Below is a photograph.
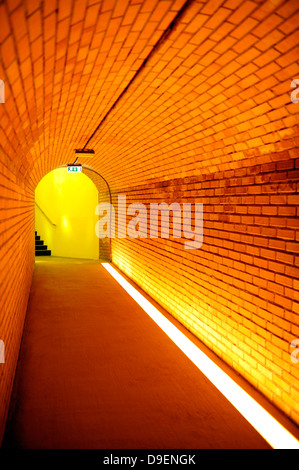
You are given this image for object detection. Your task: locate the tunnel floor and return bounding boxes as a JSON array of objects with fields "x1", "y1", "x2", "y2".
[{"x1": 3, "y1": 257, "x2": 271, "y2": 449}]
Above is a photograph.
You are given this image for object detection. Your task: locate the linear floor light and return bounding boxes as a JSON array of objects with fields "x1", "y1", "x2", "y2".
[{"x1": 101, "y1": 262, "x2": 299, "y2": 450}]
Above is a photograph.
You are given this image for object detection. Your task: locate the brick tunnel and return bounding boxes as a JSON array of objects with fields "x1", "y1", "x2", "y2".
[{"x1": 0, "y1": 0, "x2": 299, "y2": 452}]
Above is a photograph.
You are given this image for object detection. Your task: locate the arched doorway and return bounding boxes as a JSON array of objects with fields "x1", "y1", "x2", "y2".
[{"x1": 35, "y1": 168, "x2": 99, "y2": 260}]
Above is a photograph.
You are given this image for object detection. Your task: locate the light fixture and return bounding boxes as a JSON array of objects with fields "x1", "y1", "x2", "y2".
[
  {"x1": 101, "y1": 262, "x2": 299, "y2": 450},
  {"x1": 74, "y1": 149, "x2": 95, "y2": 157}
]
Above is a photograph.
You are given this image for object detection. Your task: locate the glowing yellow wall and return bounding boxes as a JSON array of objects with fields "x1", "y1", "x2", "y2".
[{"x1": 35, "y1": 168, "x2": 99, "y2": 260}]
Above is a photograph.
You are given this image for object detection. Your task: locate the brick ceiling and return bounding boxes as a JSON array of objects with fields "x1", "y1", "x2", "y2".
[{"x1": 0, "y1": 0, "x2": 298, "y2": 191}]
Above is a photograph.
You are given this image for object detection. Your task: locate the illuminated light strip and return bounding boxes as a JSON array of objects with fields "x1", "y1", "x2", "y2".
[{"x1": 102, "y1": 262, "x2": 299, "y2": 450}]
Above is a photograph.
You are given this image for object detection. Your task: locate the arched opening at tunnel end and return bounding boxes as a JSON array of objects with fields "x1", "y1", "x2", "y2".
[{"x1": 34, "y1": 167, "x2": 103, "y2": 261}]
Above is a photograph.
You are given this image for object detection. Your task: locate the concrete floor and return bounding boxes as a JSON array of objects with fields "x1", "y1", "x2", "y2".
[{"x1": 3, "y1": 257, "x2": 272, "y2": 449}]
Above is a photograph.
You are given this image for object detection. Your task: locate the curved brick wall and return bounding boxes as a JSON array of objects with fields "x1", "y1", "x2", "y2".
[{"x1": 0, "y1": 0, "x2": 298, "y2": 441}]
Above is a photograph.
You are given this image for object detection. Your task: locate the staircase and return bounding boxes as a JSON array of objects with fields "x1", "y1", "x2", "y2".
[{"x1": 35, "y1": 231, "x2": 51, "y2": 256}]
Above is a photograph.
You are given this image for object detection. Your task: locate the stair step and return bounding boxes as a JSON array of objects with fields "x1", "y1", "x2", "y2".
[
  {"x1": 35, "y1": 250, "x2": 51, "y2": 256},
  {"x1": 35, "y1": 231, "x2": 51, "y2": 257}
]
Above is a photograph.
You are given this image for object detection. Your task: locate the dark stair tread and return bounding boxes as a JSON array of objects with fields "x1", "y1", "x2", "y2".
[
  {"x1": 35, "y1": 240, "x2": 44, "y2": 245},
  {"x1": 35, "y1": 250, "x2": 51, "y2": 256},
  {"x1": 35, "y1": 245, "x2": 48, "y2": 250}
]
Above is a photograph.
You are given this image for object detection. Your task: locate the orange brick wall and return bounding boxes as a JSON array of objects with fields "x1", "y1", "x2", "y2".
[
  {"x1": 94, "y1": 0, "x2": 299, "y2": 426},
  {"x1": 0, "y1": 167, "x2": 34, "y2": 441},
  {"x1": 111, "y1": 154, "x2": 299, "y2": 424}
]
